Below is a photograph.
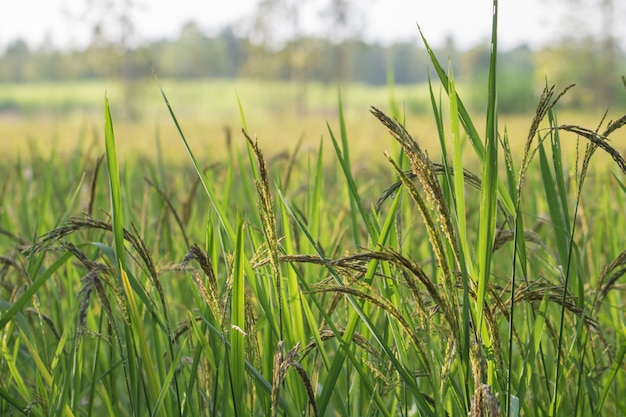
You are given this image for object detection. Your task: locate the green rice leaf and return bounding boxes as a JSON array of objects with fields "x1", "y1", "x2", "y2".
[{"x1": 104, "y1": 94, "x2": 126, "y2": 270}]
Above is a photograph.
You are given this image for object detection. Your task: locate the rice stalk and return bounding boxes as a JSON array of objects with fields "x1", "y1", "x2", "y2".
[
  {"x1": 271, "y1": 341, "x2": 318, "y2": 417},
  {"x1": 371, "y1": 107, "x2": 462, "y2": 274}
]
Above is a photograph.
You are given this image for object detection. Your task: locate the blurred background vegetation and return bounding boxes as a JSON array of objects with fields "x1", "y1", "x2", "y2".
[{"x1": 0, "y1": 0, "x2": 624, "y2": 158}]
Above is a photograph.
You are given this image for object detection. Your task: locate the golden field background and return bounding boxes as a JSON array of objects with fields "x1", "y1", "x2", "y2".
[{"x1": 2, "y1": 79, "x2": 623, "y2": 171}]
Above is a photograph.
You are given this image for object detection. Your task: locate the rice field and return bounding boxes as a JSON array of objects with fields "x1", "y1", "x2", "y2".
[{"x1": 1, "y1": 6, "x2": 626, "y2": 417}]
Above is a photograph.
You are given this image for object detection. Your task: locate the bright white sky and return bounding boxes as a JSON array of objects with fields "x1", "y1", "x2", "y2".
[{"x1": 0, "y1": 0, "x2": 595, "y2": 52}]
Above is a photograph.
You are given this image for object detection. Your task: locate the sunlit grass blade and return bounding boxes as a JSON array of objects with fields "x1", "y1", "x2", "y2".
[
  {"x1": 447, "y1": 65, "x2": 473, "y2": 409},
  {"x1": 418, "y1": 26, "x2": 483, "y2": 161},
  {"x1": 236, "y1": 91, "x2": 248, "y2": 132},
  {"x1": 307, "y1": 137, "x2": 324, "y2": 252},
  {"x1": 230, "y1": 215, "x2": 247, "y2": 417},
  {"x1": 448, "y1": 66, "x2": 469, "y2": 272},
  {"x1": 474, "y1": 0, "x2": 500, "y2": 390},
  {"x1": 119, "y1": 267, "x2": 165, "y2": 417},
  {"x1": 104, "y1": 94, "x2": 126, "y2": 270}
]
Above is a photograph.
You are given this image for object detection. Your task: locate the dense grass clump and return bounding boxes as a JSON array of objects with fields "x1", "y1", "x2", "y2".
[{"x1": 2, "y1": 3, "x2": 626, "y2": 417}]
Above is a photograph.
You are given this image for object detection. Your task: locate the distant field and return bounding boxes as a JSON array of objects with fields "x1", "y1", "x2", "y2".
[{"x1": 1, "y1": 79, "x2": 623, "y2": 168}]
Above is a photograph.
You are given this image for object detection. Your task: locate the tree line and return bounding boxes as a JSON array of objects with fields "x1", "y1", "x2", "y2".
[{"x1": 1, "y1": 21, "x2": 624, "y2": 111}]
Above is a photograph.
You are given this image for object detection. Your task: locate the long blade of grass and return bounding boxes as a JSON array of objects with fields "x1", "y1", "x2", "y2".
[
  {"x1": 447, "y1": 65, "x2": 473, "y2": 409},
  {"x1": 448, "y1": 66, "x2": 469, "y2": 274},
  {"x1": 230, "y1": 215, "x2": 247, "y2": 417},
  {"x1": 120, "y1": 267, "x2": 165, "y2": 417},
  {"x1": 104, "y1": 94, "x2": 126, "y2": 270},
  {"x1": 1, "y1": 331, "x2": 33, "y2": 410},
  {"x1": 474, "y1": 0, "x2": 500, "y2": 387}
]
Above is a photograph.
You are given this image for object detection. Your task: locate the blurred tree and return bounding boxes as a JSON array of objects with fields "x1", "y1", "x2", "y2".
[
  {"x1": 497, "y1": 46, "x2": 536, "y2": 113},
  {"x1": 218, "y1": 26, "x2": 246, "y2": 77},
  {"x1": 0, "y1": 40, "x2": 30, "y2": 82},
  {"x1": 155, "y1": 22, "x2": 240, "y2": 78},
  {"x1": 348, "y1": 40, "x2": 386, "y2": 85},
  {"x1": 33, "y1": 34, "x2": 64, "y2": 81},
  {"x1": 65, "y1": 0, "x2": 143, "y2": 118},
  {"x1": 244, "y1": 0, "x2": 315, "y2": 114},
  {"x1": 550, "y1": 0, "x2": 624, "y2": 106},
  {"x1": 318, "y1": 0, "x2": 370, "y2": 84}
]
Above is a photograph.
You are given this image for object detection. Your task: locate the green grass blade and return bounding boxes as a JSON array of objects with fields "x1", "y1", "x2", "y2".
[
  {"x1": 418, "y1": 26, "x2": 483, "y2": 162},
  {"x1": 18, "y1": 328, "x2": 75, "y2": 417},
  {"x1": 546, "y1": 110, "x2": 571, "y2": 227},
  {"x1": 308, "y1": 137, "x2": 324, "y2": 250},
  {"x1": 104, "y1": 94, "x2": 126, "y2": 270},
  {"x1": 1, "y1": 331, "x2": 35, "y2": 412},
  {"x1": 230, "y1": 215, "x2": 247, "y2": 417},
  {"x1": 448, "y1": 66, "x2": 470, "y2": 273},
  {"x1": 474, "y1": 0, "x2": 500, "y2": 388},
  {"x1": 516, "y1": 293, "x2": 549, "y2": 402},
  {"x1": 538, "y1": 142, "x2": 570, "y2": 268},
  {"x1": 614, "y1": 174, "x2": 626, "y2": 194},
  {"x1": 235, "y1": 91, "x2": 248, "y2": 132},
  {"x1": 120, "y1": 267, "x2": 165, "y2": 417},
  {"x1": 447, "y1": 65, "x2": 473, "y2": 408}
]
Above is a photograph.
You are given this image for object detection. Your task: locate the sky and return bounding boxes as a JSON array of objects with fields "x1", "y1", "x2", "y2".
[{"x1": 0, "y1": 0, "x2": 611, "y2": 52}]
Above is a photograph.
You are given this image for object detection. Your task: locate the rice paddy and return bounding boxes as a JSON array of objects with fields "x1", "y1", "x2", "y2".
[{"x1": 1, "y1": 4, "x2": 626, "y2": 417}]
